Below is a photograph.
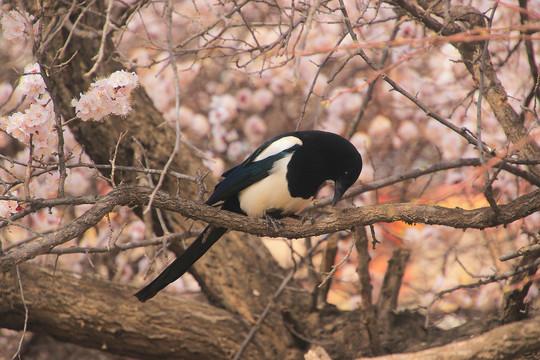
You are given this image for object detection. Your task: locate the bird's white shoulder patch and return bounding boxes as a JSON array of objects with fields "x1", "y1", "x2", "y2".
[{"x1": 254, "y1": 136, "x2": 302, "y2": 161}]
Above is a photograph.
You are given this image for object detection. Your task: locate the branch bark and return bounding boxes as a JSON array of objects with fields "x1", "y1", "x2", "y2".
[
  {"x1": 377, "y1": 247, "x2": 410, "y2": 337},
  {"x1": 0, "y1": 264, "x2": 266, "y2": 360},
  {"x1": 2, "y1": 185, "x2": 539, "y2": 272},
  {"x1": 357, "y1": 316, "x2": 540, "y2": 360}
]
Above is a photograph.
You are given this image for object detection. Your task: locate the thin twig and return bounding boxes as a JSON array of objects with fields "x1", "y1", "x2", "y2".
[
  {"x1": 84, "y1": 0, "x2": 113, "y2": 77},
  {"x1": 110, "y1": 131, "x2": 128, "y2": 187},
  {"x1": 49, "y1": 231, "x2": 200, "y2": 255},
  {"x1": 425, "y1": 258, "x2": 540, "y2": 327},
  {"x1": 477, "y1": 3, "x2": 500, "y2": 217},
  {"x1": 499, "y1": 243, "x2": 540, "y2": 262},
  {"x1": 11, "y1": 266, "x2": 29, "y2": 360},
  {"x1": 143, "y1": 0, "x2": 182, "y2": 215},
  {"x1": 233, "y1": 235, "x2": 328, "y2": 360},
  {"x1": 318, "y1": 234, "x2": 354, "y2": 288}
]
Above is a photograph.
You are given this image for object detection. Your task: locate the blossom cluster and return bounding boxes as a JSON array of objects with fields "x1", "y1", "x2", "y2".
[
  {"x1": 0, "y1": 9, "x2": 37, "y2": 42},
  {"x1": 0, "y1": 63, "x2": 57, "y2": 158},
  {"x1": 0, "y1": 194, "x2": 19, "y2": 218},
  {"x1": 71, "y1": 70, "x2": 139, "y2": 121}
]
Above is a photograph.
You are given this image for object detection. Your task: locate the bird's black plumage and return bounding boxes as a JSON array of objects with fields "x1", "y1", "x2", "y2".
[{"x1": 134, "y1": 130, "x2": 362, "y2": 302}]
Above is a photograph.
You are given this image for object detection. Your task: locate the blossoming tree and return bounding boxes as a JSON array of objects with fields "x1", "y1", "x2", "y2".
[{"x1": 1, "y1": 1, "x2": 539, "y2": 359}]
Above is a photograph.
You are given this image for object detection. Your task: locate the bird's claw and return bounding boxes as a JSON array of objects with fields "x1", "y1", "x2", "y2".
[
  {"x1": 300, "y1": 215, "x2": 315, "y2": 225},
  {"x1": 265, "y1": 215, "x2": 284, "y2": 232}
]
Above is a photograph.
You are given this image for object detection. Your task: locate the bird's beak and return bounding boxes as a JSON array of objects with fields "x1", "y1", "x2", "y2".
[{"x1": 332, "y1": 180, "x2": 347, "y2": 206}]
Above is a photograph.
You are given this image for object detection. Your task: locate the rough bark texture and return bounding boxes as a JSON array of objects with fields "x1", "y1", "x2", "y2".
[
  {"x1": 0, "y1": 264, "x2": 265, "y2": 360},
  {"x1": 3, "y1": 185, "x2": 538, "y2": 272},
  {"x1": 2, "y1": 1, "x2": 538, "y2": 359},
  {"x1": 2, "y1": 264, "x2": 539, "y2": 360},
  {"x1": 358, "y1": 316, "x2": 540, "y2": 360}
]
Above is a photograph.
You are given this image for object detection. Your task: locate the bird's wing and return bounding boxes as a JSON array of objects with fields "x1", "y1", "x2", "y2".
[
  {"x1": 206, "y1": 153, "x2": 287, "y2": 206},
  {"x1": 206, "y1": 133, "x2": 301, "y2": 206}
]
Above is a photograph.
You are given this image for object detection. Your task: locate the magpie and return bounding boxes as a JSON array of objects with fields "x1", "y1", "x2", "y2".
[{"x1": 134, "y1": 130, "x2": 362, "y2": 302}]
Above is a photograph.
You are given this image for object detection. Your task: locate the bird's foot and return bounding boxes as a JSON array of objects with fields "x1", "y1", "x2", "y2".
[
  {"x1": 265, "y1": 215, "x2": 284, "y2": 232},
  {"x1": 287, "y1": 214, "x2": 315, "y2": 224},
  {"x1": 300, "y1": 215, "x2": 315, "y2": 225}
]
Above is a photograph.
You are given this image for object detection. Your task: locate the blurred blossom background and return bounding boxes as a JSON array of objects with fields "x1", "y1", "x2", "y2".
[{"x1": 1, "y1": 0, "x2": 539, "y2": 357}]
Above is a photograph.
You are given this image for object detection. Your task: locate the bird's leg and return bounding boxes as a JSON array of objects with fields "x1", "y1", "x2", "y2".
[
  {"x1": 300, "y1": 215, "x2": 315, "y2": 225},
  {"x1": 265, "y1": 213, "x2": 284, "y2": 232},
  {"x1": 286, "y1": 214, "x2": 315, "y2": 224}
]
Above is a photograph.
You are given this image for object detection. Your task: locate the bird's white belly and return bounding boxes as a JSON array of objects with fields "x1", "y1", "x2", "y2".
[{"x1": 238, "y1": 156, "x2": 311, "y2": 218}]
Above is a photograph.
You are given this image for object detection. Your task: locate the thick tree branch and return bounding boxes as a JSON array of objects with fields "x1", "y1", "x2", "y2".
[
  {"x1": 377, "y1": 247, "x2": 410, "y2": 337},
  {"x1": 2, "y1": 185, "x2": 539, "y2": 272},
  {"x1": 0, "y1": 264, "x2": 265, "y2": 360},
  {"x1": 357, "y1": 316, "x2": 540, "y2": 360}
]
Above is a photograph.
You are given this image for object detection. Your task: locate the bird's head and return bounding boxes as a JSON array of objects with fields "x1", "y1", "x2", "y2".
[
  {"x1": 329, "y1": 144, "x2": 362, "y2": 205},
  {"x1": 332, "y1": 164, "x2": 361, "y2": 205},
  {"x1": 285, "y1": 130, "x2": 362, "y2": 205}
]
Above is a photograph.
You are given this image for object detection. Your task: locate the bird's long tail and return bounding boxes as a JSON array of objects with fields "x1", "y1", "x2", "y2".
[{"x1": 134, "y1": 226, "x2": 227, "y2": 302}]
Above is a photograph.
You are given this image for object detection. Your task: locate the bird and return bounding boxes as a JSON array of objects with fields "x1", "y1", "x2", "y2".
[{"x1": 134, "y1": 130, "x2": 362, "y2": 302}]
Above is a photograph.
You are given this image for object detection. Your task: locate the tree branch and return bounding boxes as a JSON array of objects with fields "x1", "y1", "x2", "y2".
[
  {"x1": 0, "y1": 264, "x2": 265, "y2": 360},
  {"x1": 2, "y1": 185, "x2": 539, "y2": 272},
  {"x1": 357, "y1": 316, "x2": 540, "y2": 360}
]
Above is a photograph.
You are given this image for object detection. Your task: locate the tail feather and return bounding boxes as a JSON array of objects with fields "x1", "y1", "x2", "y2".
[{"x1": 134, "y1": 226, "x2": 227, "y2": 302}]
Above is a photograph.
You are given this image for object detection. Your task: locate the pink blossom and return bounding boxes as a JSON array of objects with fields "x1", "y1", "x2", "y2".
[
  {"x1": 209, "y1": 94, "x2": 237, "y2": 123},
  {"x1": 24, "y1": 103, "x2": 50, "y2": 127},
  {"x1": 326, "y1": 87, "x2": 348, "y2": 116},
  {"x1": 165, "y1": 106, "x2": 194, "y2": 128},
  {"x1": 127, "y1": 220, "x2": 146, "y2": 242},
  {"x1": 0, "y1": 198, "x2": 20, "y2": 217},
  {"x1": 203, "y1": 154, "x2": 226, "y2": 178},
  {"x1": 368, "y1": 115, "x2": 392, "y2": 139},
  {"x1": 392, "y1": 135, "x2": 403, "y2": 149},
  {"x1": 35, "y1": 127, "x2": 57, "y2": 157},
  {"x1": 107, "y1": 70, "x2": 139, "y2": 90},
  {"x1": 71, "y1": 94, "x2": 92, "y2": 121},
  {"x1": 18, "y1": 63, "x2": 47, "y2": 99},
  {"x1": 225, "y1": 129, "x2": 239, "y2": 142},
  {"x1": 243, "y1": 115, "x2": 267, "y2": 144},
  {"x1": 269, "y1": 75, "x2": 288, "y2": 95},
  {"x1": 30, "y1": 172, "x2": 59, "y2": 198},
  {"x1": 327, "y1": 89, "x2": 362, "y2": 116},
  {"x1": 342, "y1": 93, "x2": 362, "y2": 114},
  {"x1": 5, "y1": 112, "x2": 26, "y2": 139},
  {"x1": 227, "y1": 140, "x2": 246, "y2": 161},
  {"x1": 64, "y1": 168, "x2": 92, "y2": 196},
  {"x1": 319, "y1": 115, "x2": 345, "y2": 134},
  {"x1": 235, "y1": 88, "x2": 253, "y2": 111},
  {"x1": 311, "y1": 73, "x2": 328, "y2": 97},
  {"x1": 71, "y1": 70, "x2": 139, "y2": 121},
  {"x1": 208, "y1": 107, "x2": 232, "y2": 125},
  {"x1": 190, "y1": 114, "x2": 210, "y2": 136},
  {"x1": 251, "y1": 88, "x2": 274, "y2": 112},
  {"x1": 211, "y1": 125, "x2": 228, "y2": 153},
  {"x1": 1, "y1": 10, "x2": 26, "y2": 41},
  {"x1": 397, "y1": 120, "x2": 419, "y2": 142},
  {"x1": 350, "y1": 131, "x2": 371, "y2": 150},
  {"x1": 1, "y1": 64, "x2": 56, "y2": 157}
]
